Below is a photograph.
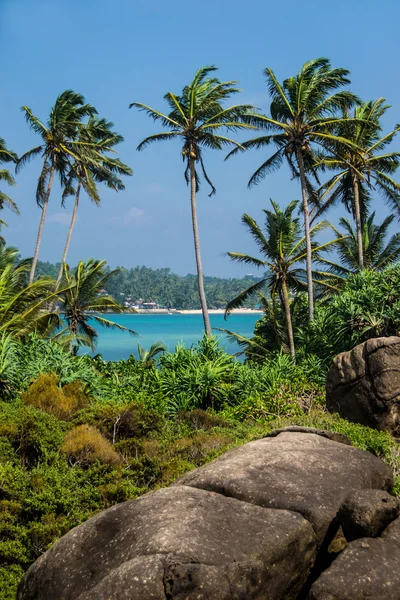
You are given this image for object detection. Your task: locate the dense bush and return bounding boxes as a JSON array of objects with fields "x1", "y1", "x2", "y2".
[
  {"x1": 1, "y1": 331, "x2": 400, "y2": 599},
  {"x1": 22, "y1": 373, "x2": 89, "y2": 420},
  {"x1": 61, "y1": 425, "x2": 121, "y2": 467}
]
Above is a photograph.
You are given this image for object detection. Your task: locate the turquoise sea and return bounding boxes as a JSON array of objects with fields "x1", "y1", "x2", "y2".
[{"x1": 87, "y1": 313, "x2": 262, "y2": 361}]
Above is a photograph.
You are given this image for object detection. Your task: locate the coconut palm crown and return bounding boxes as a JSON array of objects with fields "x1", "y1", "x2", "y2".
[
  {"x1": 0, "y1": 137, "x2": 19, "y2": 218},
  {"x1": 130, "y1": 66, "x2": 255, "y2": 335},
  {"x1": 226, "y1": 58, "x2": 360, "y2": 320},
  {"x1": 315, "y1": 99, "x2": 400, "y2": 269},
  {"x1": 56, "y1": 259, "x2": 137, "y2": 353},
  {"x1": 56, "y1": 117, "x2": 133, "y2": 287},
  {"x1": 225, "y1": 200, "x2": 339, "y2": 357},
  {"x1": 330, "y1": 212, "x2": 400, "y2": 276},
  {"x1": 16, "y1": 91, "x2": 97, "y2": 283}
]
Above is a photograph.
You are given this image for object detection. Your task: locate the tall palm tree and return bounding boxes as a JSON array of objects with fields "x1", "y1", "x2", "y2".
[
  {"x1": 0, "y1": 137, "x2": 19, "y2": 221},
  {"x1": 316, "y1": 99, "x2": 400, "y2": 269},
  {"x1": 227, "y1": 58, "x2": 359, "y2": 320},
  {"x1": 225, "y1": 200, "x2": 338, "y2": 358},
  {"x1": 16, "y1": 91, "x2": 96, "y2": 283},
  {"x1": 55, "y1": 117, "x2": 133, "y2": 288},
  {"x1": 330, "y1": 212, "x2": 400, "y2": 276},
  {"x1": 130, "y1": 66, "x2": 255, "y2": 335},
  {"x1": 0, "y1": 244, "x2": 62, "y2": 338},
  {"x1": 56, "y1": 259, "x2": 137, "y2": 353}
]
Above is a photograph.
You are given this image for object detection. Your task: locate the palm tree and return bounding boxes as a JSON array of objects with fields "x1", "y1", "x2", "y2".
[
  {"x1": 137, "y1": 340, "x2": 166, "y2": 364},
  {"x1": 330, "y1": 212, "x2": 400, "y2": 276},
  {"x1": 225, "y1": 200, "x2": 338, "y2": 358},
  {"x1": 55, "y1": 117, "x2": 133, "y2": 288},
  {"x1": 130, "y1": 66, "x2": 255, "y2": 335},
  {"x1": 227, "y1": 58, "x2": 359, "y2": 320},
  {"x1": 316, "y1": 99, "x2": 400, "y2": 269},
  {"x1": 56, "y1": 259, "x2": 137, "y2": 353},
  {"x1": 16, "y1": 91, "x2": 96, "y2": 283},
  {"x1": 0, "y1": 244, "x2": 62, "y2": 339},
  {"x1": 0, "y1": 138, "x2": 19, "y2": 220}
]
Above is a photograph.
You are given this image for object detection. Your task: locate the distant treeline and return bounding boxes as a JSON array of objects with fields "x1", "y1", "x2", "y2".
[{"x1": 36, "y1": 262, "x2": 262, "y2": 309}]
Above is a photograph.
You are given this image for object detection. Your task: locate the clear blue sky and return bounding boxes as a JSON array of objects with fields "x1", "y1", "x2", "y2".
[{"x1": 2, "y1": 0, "x2": 399, "y2": 277}]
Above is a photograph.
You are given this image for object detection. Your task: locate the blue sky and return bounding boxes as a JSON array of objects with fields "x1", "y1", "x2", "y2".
[{"x1": 2, "y1": 0, "x2": 399, "y2": 277}]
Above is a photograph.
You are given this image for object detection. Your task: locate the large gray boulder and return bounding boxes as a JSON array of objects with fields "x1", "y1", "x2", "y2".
[
  {"x1": 326, "y1": 336, "x2": 400, "y2": 434},
  {"x1": 18, "y1": 485, "x2": 316, "y2": 600},
  {"x1": 338, "y1": 489, "x2": 399, "y2": 541},
  {"x1": 309, "y1": 516, "x2": 400, "y2": 600},
  {"x1": 174, "y1": 431, "x2": 393, "y2": 545},
  {"x1": 17, "y1": 429, "x2": 394, "y2": 600}
]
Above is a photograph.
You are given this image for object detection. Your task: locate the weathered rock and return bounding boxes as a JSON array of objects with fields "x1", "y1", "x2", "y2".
[
  {"x1": 174, "y1": 431, "x2": 393, "y2": 545},
  {"x1": 326, "y1": 336, "x2": 400, "y2": 434},
  {"x1": 338, "y1": 489, "x2": 400, "y2": 541},
  {"x1": 264, "y1": 426, "x2": 352, "y2": 445},
  {"x1": 308, "y1": 516, "x2": 400, "y2": 600},
  {"x1": 18, "y1": 485, "x2": 316, "y2": 600}
]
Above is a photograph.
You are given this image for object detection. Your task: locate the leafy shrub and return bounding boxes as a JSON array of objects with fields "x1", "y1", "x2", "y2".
[
  {"x1": 22, "y1": 373, "x2": 89, "y2": 420},
  {"x1": 178, "y1": 409, "x2": 229, "y2": 430},
  {"x1": 74, "y1": 403, "x2": 163, "y2": 443},
  {"x1": 15, "y1": 336, "x2": 100, "y2": 391},
  {"x1": 61, "y1": 425, "x2": 121, "y2": 467}
]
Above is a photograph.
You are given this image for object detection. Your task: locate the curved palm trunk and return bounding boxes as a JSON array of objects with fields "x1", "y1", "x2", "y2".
[
  {"x1": 189, "y1": 157, "x2": 211, "y2": 335},
  {"x1": 296, "y1": 150, "x2": 314, "y2": 321},
  {"x1": 55, "y1": 182, "x2": 81, "y2": 290},
  {"x1": 351, "y1": 172, "x2": 364, "y2": 270},
  {"x1": 281, "y1": 279, "x2": 295, "y2": 360},
  {"x1": 29, "y1": 165, "x2": 55, "y2": 284}
]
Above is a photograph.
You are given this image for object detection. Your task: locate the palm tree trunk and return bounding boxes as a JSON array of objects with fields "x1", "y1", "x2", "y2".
[
  {"x1": 55, "y1": 182, "x2": 81, "y2": 290},
  {"x1": 189, "y1": 157, "x2": 211, "y2": 335},
  {"x1": 296, "y1": 149, "x2": 314, "y2": 321},
  {"x1": 29, "y1": 164, "x2": 55, "y2": 284},
  {"x1": 281, "y1": 279, "x2": 295, "y2": 360},
  {"x1": 351, "y1": 172, "x2": 364, "y2": 270}
]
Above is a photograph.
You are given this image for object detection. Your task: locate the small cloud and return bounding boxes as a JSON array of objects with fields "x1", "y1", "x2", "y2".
[
  {"x1": 48, "y1": 212, "x2": 76, "y2": 226},
  {"x1": 142, "y1": 183, "x2": 165, "y2": 194},
  {"x1": 124, "y1": 207, "x2": 145, "y2": 225}
]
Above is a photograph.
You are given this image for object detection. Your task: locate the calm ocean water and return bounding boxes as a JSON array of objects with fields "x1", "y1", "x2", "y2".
[{"x1": 86, "y1": 313, "x2": 262, "y2": 361}]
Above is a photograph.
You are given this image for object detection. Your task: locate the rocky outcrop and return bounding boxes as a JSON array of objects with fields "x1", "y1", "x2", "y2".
[
  {"x1": 18, "y1": 485, "x2": 316, "y2": 600},
  {"x1": 338, "y1": 489, "x2": 399, "y2": 541},
  {"x1": 17, "y1": 429, "x2": 395, "y2": 600},
  {"x1": 309, "y1": 516, "x2": 400, "y2": 600},
  {"x1": 174, "y1": 430, "x2": 393, "y2": 545},
  {"x1": 326, "y1": 336, "x2": 400, "y2": 434}
]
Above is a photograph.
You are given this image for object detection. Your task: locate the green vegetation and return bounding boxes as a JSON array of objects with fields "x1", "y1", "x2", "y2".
[
  {"x1": 1, "y1": 336, "x2": 399, "y2": 599},
  {"x1": 131, "y1": 66, "x2": 255, "y2": 334},
  {"x1": 1, "y1": 57, "x2": 400, "y2": 599}
]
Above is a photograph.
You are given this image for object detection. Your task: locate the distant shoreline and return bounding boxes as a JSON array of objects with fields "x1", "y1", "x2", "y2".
[{"x1": 109, "y1": 308, "x2": 263, "y2": 316}]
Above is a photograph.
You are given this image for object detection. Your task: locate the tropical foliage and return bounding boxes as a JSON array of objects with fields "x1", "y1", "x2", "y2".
[
  {"x1": 1, "y1": 57, "x2": 400, "y2": 600},
  {"x1": 131, "y1": 66, "x2": 255, "y2": 334},
  {"x1": 331, "y1": 212, "x2": 400, "y2": 276},
  {"x1": 316, "y1": 99, "x2": 400, "y2": 269},
  {"x1": 227, "y1": 58, "x2": 359, "y2": 320},
  {"x1": 55, "y1": 259, "x2": 137, "y2": 353},
  {"x1": 16, "y1": 91, "x2": 97, "y2": 282},
  {"x1": 0, "y1": 137, "x2": 18, "y2": 224},
  {"x1": 224, "y1": 200, "x2": 340, "y2": 357}
]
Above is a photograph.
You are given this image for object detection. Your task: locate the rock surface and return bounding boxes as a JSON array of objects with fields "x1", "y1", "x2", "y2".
[
  {"x1": 309, "y1": 516, "x2": 400, "y2": 600},
  {"x1": 264, "y1": 426, "x2": 352, "y2": 445},
  {"x1": 326, "y1": 336, "x2": 400, "y2": 434},
  {"x1": 174, "y1": 431, "x2": 393, "y2": 545},
  {"x1": 18, "y1": 485, "x2": 316, "y2": 600},
  {"x1": 17, "y1": 429, "x2": 395, "y2": 600},
  {"x1": 338, "y1": 489, "x2": 400, "y2": 541}
]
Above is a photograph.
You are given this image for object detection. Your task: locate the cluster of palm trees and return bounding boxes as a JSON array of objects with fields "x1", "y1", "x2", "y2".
[
  {"x1": 131, "y1": 59, "x2": 400, "y2": 337},
  {"x1": 0, "y1": 58, "x2": 399, "y2": 355}
]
